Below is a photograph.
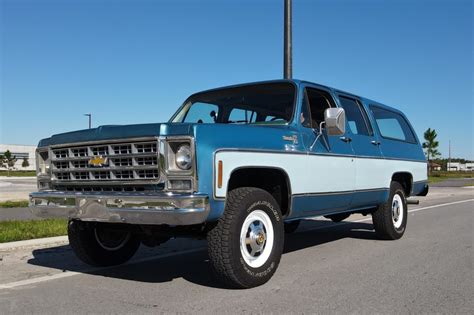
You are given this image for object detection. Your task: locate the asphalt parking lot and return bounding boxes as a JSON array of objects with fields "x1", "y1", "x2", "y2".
[
  {"x1": 0, "y1": 186, "x2": 472, "y2": 314},
  {"x1": 0, "y1": 177, "x2": 36, "y2": 202},
  {"x1": 430, "y1": 177, "x2": 474, "y2": 187}
]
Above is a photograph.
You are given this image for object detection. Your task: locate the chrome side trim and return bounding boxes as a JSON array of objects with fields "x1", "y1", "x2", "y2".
[
  {"x1": 29, "y1": 191, "x2": 210, "y2": 226},
  {"x1": 214, "y1": 147, "x2": 428, "y2": 163},
  {"x1": 291, "y1": 187, "x2": 388, "y2": 197}
]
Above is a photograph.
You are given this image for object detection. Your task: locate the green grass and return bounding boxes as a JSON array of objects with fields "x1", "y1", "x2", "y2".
[
  {"x1": 0, "y1": 219, "x2": 68, "y2": 243},
  {"x1": 0, "y1": 170, "x2": 36, "y2": 177},
  {"x1": 0, "y1": 200, "x2": 30, "y2": 208},
  {"x1": 430, "y1": 171, "x2": 474, "y2": 178},
  {"x1": 428, "y1": 171, "x2": 474, "y2": 183},
  {"x1": 428, "y1": 176, "x2": 447, "y2": 183}
]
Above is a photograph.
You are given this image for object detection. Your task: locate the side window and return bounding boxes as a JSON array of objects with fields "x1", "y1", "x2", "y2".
[
  {"x1": 183, "y1": 102, "x2": 218, "y2": 123},
  {"x1": 300, "y1": 95, "x2": 312, "y2": 128},
  {"x1": 338, "y1": 97, "x2": 371, "y2": 136},
  {"x1": 228, "y1": 108, "x2": 257, "y2": 123},
  {"x1": 264, "y1": 115, "x2": 284, "y2": 122},
  {"x1": 370, "y1": 106, "x2": 417, "y2": 143},
  {"x1": 302, "y1": 88, "x2": 334, "y2": 129}
]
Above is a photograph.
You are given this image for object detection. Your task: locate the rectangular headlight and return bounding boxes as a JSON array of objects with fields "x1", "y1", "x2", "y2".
[
  {"x1": 164, "y1": 137, "x2": 195, "y2": 175},
  {"x1": 36, "y1": 149, "x2": 52, "y2": 191},
  {"x1": 36, "y1": 149, "x2": 51, "y2": 176}
]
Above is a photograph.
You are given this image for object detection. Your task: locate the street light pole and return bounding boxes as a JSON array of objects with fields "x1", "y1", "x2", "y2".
[
  {"x1": 84, "y1": 113, "x2": 92, "y2": 129},
  {"x1": 448, "y1": 140, "x2": 451, "y2": 171},
  {"x1": 284, "y1": 0, "x2": 292, "y2": 79}
]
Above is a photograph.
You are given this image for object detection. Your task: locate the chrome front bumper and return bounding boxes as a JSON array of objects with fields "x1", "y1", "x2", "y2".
[{"x1": 29, "y1": 191, "x2": 210, "y2": 225}]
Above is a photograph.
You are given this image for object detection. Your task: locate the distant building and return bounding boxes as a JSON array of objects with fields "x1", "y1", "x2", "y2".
[
  {"x1": 429, "y1": 162, "x2": 442, "y2": 171},
  {"x1": 0, "y1": 144, "x2": 37, "y2": 171},
  {"x1": 447, "y1": 162, "x2": 474, "y2": 171},
  {"x1": 447, "y1": 162, "x2": 460, "y2": 171}
]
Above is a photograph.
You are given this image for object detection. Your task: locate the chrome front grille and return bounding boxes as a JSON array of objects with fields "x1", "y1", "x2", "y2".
[{"x1": 50, "y1": 139, "x2": 160, "y2": 185}]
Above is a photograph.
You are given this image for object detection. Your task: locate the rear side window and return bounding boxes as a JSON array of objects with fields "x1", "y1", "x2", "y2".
[
  {"x1": 370, "y1": 106, "x2": 417, "y2": 143},
  {"x1": 338, "y1": 96, "x2": 372, "y2": 136}
]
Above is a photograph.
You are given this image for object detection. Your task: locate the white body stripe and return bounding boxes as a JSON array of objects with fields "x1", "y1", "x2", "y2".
[
  {"x1": 214, "y1": 151, "x2": 427, "y2": 198},
  {"x1": 354, "y1": 158, "x2": 426, "y2": 190}
]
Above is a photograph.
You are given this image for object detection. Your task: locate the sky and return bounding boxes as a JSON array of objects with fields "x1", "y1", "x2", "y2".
[{"x1": 1, "y1": 0, "x2": 472, "y2": 159}]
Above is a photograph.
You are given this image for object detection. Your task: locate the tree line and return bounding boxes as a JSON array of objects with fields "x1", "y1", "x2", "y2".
[
  {"x1": 422, "y1": 128, "x2": 472, "y2": 173},
  {"x1": 0, "y1": 150, "x2": 30, "y2": 176}
]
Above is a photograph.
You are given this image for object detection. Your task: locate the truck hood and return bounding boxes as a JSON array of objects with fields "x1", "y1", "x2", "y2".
[
  {"x1": 38, "y1": 122, "x2": 297, "y2": 148},
  {"x1": 38, "y1": 123, "x2": 195, "y2": 147}
]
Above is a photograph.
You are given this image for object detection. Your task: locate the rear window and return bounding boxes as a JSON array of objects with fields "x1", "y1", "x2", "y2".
[{"x1": 370, "y1": 106, "x2": 417, "y2": 143}]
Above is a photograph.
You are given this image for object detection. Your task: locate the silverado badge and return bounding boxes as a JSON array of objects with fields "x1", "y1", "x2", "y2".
[
  {"x1": 88, "y1": 155, "x2": 108, "y2": 167},
  {"x1": 282, "y1": 135, "x2": 298, "y2": 144}
]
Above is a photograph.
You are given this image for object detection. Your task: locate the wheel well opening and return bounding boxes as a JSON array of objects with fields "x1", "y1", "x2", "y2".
[
  {"x1": 392, "y1": 172, "x2": 412, "y2": 196},
  {"x1": 227, "y1": 168, "x2": 291, "y2": 217}
]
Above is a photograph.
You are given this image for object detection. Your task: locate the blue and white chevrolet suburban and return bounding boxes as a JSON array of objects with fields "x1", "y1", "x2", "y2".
[{"x1": 30, "y1": 80, "x2": 428, "y2": 288}]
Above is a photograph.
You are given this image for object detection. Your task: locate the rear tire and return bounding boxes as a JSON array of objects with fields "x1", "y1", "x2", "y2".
[
  {"x1": 372, "y1": 181, "x2": 408, "y2": 240},
  {"x1": 207, "y1": 187, "x2": 284, "y2": 288},
  {"x1": 68, "y1": 221, "x2": 140, "y2": 267}
]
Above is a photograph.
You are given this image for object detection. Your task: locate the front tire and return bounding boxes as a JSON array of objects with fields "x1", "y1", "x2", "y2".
[
  {"x1": 372, "y1": 181, "x2": 408, "y2": 240},
  {"x1": 207, "y1": 187, "x2": 284, "y2": 288},
  {"x1": 68, "y1": 221, "x2": 140, "y2": 267}
]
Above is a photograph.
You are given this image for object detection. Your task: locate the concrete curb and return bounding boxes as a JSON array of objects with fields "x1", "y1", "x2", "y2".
[
  {"x1": 0, "y1": 176, "x2": 36, "y2": 180},
  {"x1": 0, "y1": 236, "x2": 68, "y2": 251}
]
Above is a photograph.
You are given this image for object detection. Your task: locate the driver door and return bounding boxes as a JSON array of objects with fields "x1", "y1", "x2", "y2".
[{"x1": 295, "y1": 86, "x2": 356, "y2": 217}]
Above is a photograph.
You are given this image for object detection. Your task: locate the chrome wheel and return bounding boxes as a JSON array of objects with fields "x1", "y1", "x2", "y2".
[
  {"x1": 391, "y1": 194, "x2": 404, "y2": 229},
  {"x1": 240, "y1": 210, "x2": 274, "y2": 268}
]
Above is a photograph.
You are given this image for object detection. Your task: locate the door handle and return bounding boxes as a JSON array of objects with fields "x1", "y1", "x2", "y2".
[
  {"x1": 371, "y1": 140, "x2": 381, "y2": 145},
  {"x1": 340, "y1": 136, "x2": 352, "y2": 143}
]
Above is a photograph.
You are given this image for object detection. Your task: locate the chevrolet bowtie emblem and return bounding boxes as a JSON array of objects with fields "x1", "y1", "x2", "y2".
[{"x1": 88, "y1": 155, "x2": 108, "y2": 167}]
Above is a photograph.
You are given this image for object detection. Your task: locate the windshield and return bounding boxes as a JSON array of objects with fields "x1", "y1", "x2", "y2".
[{"x1": 171, "y1": 82, "x2": 296, "y2": 124}]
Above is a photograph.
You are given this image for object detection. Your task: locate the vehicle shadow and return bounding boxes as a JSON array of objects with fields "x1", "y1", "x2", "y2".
[{"x1": 28, "y1": 219, "x2": 376, "y2": 289}]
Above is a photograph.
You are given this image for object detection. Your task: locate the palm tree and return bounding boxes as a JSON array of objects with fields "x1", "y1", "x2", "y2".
[{"x1": 423, "y1": 128, "x2": 441, "y2": 174}]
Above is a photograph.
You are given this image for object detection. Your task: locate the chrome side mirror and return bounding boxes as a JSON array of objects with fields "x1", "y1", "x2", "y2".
[{"x1": 324, "y1": 108, "x2": 346, "y2": 136}]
